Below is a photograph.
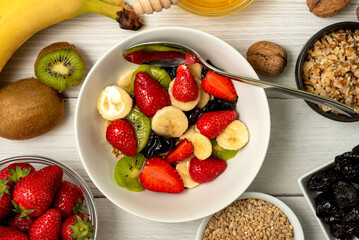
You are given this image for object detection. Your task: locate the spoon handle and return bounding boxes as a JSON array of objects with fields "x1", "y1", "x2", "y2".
[{"x1": 204, "y1": 65, "x2": 356, "y2": 117}]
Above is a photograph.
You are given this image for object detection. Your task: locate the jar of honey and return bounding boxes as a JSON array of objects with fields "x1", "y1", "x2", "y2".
[{"x1": 178, "y1": 0, "x2": 253, "y2": 17}]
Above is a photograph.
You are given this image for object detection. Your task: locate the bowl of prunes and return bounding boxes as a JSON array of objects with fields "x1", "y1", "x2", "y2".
[{"x1": 298, "y1": 145, "x2": 359, "y2": 240}]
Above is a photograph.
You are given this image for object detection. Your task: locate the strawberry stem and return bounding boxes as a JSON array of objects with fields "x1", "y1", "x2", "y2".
[
  {"x1": 73, "y1": 198, "x2": 86, "y2": 215},
  {"x1": 8, "y1": 166, "x2": 32, "y2": 184},
  {"x1": 69, "y1": 215, "x2": 94, "y2": 240},
  {"x1": 11, "y1": 201, "x2": 35, "y2": 217},
  {"x1": 0, "y1": 180, "x2": 10, "y2": 198}
]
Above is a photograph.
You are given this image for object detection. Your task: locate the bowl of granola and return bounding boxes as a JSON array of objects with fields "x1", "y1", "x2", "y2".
[{"x1": 295, "y1": 22, "x2": 359, "y2": 122}]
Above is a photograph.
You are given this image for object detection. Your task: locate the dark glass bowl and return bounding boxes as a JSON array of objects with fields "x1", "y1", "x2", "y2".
[{"x1": 295, "y1": 21, "x2": 359, "y2": 122}]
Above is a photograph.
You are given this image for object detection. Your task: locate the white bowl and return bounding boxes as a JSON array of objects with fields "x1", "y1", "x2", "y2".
[
  {"x1": 196, "y1": 192, "x2": 304, "y2": 240},
  {"x1": 298, "y1": 161, "x2": 359, "y2": 240},
  {"x1": 75, "y1": 27, "x2": 271, "y2": 222}
]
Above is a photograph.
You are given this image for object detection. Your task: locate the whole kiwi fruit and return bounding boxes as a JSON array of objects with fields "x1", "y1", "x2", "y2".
[{"x1": 0, "y1": 78, "x2": 64, "y2": 140}]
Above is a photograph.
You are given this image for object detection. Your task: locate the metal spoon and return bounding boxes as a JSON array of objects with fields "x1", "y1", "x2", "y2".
[{"x1": 123, "y1": 42, "x2": 357, "y2": 117}]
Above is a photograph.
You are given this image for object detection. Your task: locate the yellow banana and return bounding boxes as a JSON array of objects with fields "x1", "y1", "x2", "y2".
[{"x1": 0, "y1": 0, "x2": 142, "y2": 72}]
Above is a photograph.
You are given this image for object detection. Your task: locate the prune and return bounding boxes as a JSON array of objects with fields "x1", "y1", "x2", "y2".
[
  {"x1": 184, "y1": 107, "x2": 203, "y2": 126},
  {"x1": 202, "y1": 97, "x2": 238, "y2": 113},
  {"x1": 315, "y1": 192, "x2": 342, "y2": 220},
  {"x1": 335, "y1": 152, "x2": 359, "y2": 180},
  {"x1": 141, "y1": 131, "x2": 177, "y2": 159},
  {"x1": 307, "y1": 167, "x2": 338, "y2": 191},
  {"x1": 329, "y1": 222, "x2": 352, "y2": 240},
  {"x1": 333, "y1": 181, "x2": 358, "y2": 209},
  {"x1": 344, "y1": 207, "x2": 359, "y2": 223},
  {"x1": 352, "y1": 144, "x2": 359, "y2": 155},
  {"x1": 163, "y1": 67, "x2": 177, "y2": 79}
]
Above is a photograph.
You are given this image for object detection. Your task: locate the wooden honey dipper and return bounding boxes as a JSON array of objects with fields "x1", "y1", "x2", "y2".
[{"x1": 133, "y1": 0, "x2": 179, "y2": 14}]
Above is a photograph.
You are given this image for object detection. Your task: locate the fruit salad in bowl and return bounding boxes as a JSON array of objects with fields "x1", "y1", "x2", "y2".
[
  {"x1": 97, "y1": 62, "x2": 250, "y2": 193},
  {"x1": 75, "y1": 27, "x2": 270, "y2": 222}
]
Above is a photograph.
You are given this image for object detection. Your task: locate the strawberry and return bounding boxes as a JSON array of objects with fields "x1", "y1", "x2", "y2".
[
  {"x1": 165, "y1": 139, "x2": 194, "y2": 163},
  {"x1": 125, "y1": 50, "x2": 187, "y2": 65},
  {"x1": 0, "y1": 226, "x2": 29, "y2": 240},
  {"x1": 189, "y1": 157, "x2": 227, "y2": 183},
  {"x1": 0, "y1": 180, "x2": 11, "y2": 221},
  {"x1": 172, "y1": 65, "x2": 198, "y2": 102},
  {"x1": 0, "y1": 163, "x2": 35, "y2": 188},
  {"x1": 139, "y1": 158, "x2": 184, "y2": 193},
  {"x1": 106, "y1": 120, "x2": 137, "y2": 157},
  {"x1": 10, "y1": 213, "x2": 35, "y2": 233},
  {"x1": 61, "y1": 214, "x2": 94, "y2": 240},
  {"x1": 29, "y1": 208, "x2": 62, "y2": 240},
  {"x1": 52, "y1": 181, "x2": 84, "y2": 219},
  {"x1": 134, "y1": 71, "x2": 170, "y2": 117},
  {"x1": 13, "y1": 165, "x2": 63, "y2": 217},
  {"x1": 201, "y1": 71, "x2": 237, "y2": 102},
  {"x1": 197, "y1": 110, "x2": 237, "y2": 139}
]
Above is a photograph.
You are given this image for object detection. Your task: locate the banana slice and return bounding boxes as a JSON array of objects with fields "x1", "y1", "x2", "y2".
[
  {"x1": 97, "y1": 85, "x2": 133, "y2": 121},
  {"x1": 151, "y1": 106, "x2": 188, "y2": 138},
  {"x1": 196, "y1": 78, "x2": 210, "y2": 108},
  {"x1": 179, "y1": 125, "x2": 198, "y2": 141},
  {"x1": 168, "y1": 80, "x2": 201, "y2": 111},
  {"x1": 216, "y1": 120, "x2": 249, "y2": 150},
  {"x1": 176, "y1": 156, "x2": 200, "y2": 189},
  {"x1": 117, "y1": 69, "x2": 136, "y2": 93},
  {"x1": 187, "y1": 63, "x2": 203, "y2": 79},
  {"x1": 191, "y1": 132, "x2": 212, "y2": 160}
]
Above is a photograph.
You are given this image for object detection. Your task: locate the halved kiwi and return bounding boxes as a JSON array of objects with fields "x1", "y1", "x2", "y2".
[
  {"x1": 114, "y1": 153, "x2": 147, "y2": 192},
  {"x1": 211, "y1": 139, "x2": 238, "y2": 161},
  {"x1": 125, "y1": 108, "x2": 150, "y2": 152},
  {"x1": 34, "y1": 42, "x2": 85, "y2": 91},
  {"x1": 130, "y1": 65, "x2": 172, "y2": 95}
]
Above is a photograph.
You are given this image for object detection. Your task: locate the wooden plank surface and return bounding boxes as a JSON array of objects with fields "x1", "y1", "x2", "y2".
[{"x1": 1, "y1": 0, "x2": 359, "y2": 239}]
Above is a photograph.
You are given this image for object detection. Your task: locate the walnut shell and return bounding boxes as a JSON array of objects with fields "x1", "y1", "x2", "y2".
[
  {"x1": 246, "y1": 41, "x2": 287, "y2": 77},
  {"x1": 307, "y1": 0, "x2": 351, "y2": 18}
]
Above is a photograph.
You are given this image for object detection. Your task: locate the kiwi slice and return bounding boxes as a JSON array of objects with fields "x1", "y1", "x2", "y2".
[
  {"x1": 211, "y1": 139, "x2": 238, "y2": 161},
  {"x1": 35, "y1": 42, "x2": 85, "y2": 91},
  {"x1": 125, "y1": 108, "x2": 151, "y2": 152},
  {"x1": 114, "y1": 153, "x2": 146, "y2": 192},
  {"x1": 130, "y1": 65, "x2": 172, "y2": 95}
]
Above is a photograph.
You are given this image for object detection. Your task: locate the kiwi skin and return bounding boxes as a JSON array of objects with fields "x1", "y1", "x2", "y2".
[
  {"x1": 0, "y1": 78, "x2": 64, "y2": 140},
  {"x1": 34, "y1": 42, "x2": 85, "y2": 91}
]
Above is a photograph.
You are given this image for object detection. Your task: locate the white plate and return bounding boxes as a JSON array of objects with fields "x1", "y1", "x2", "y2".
[
  {"x1": 196, "y1": 192, "x2": 304, "y2": 240},
  {"x1": 75, "y1": 27, "x2": 271, "y2": 222},
  {"x1": 298, "y1": 161, "x2": 359, "y2": 240}
]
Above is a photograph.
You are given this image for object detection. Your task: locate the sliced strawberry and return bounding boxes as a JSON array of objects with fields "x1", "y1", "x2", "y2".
[
  {"x1": 10, "y1": 213, "x2": 36, "y2": 233},
  {"x1": 139, "y1": 158, "x2": 184, "y2": 193},
  {"x1": 0, "y1": 163, "x2": 35, "y2": 188},
  {"x1": 189, "y1": 157, "x2": 227, "y2": 183},
  {"x1": 201, "y1": 71, "x2": 237, "y2": 102},
  {"x1": 197, "y1": 110, "x2": 237, "y2": 139},
  {"x1": 134, "y1": 71, "x2": 170, "y2": 117},
  {"x1": 125, "y1": 50, "x2": 186, "y2": 65},
  {"x1": 106, "y1": 120, "x2": 137, "y2": 157},
  {"x1": 29, "y1": 208, "x2": 62, "y2": 240},
  {"x1": 165, "y1": 139, "x2": 194, "y2": 163},
  {"x1": 0, "y1": 226, "x2": 29, "y2": 240},
  {"x1": 172, "y1": 65, "x2": 198, "y2": 102}
]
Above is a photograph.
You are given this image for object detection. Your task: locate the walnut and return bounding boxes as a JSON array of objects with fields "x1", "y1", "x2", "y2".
[
  {"x1": 246, "y1": 41, "x2": 287, "y2": 77},
  {"x1": 307, "y1": 0, "x2": 351, "y2": 18}
]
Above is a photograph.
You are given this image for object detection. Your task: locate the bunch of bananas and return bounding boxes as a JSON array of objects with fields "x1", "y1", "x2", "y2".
[{"x1": 0, "y1": 0, "x2": 143, "y2": 72}]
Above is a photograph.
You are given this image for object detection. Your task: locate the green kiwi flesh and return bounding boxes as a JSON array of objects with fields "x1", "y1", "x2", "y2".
[
  {"x1": 125, "y1": 108, "x2": 150, "y2": 152},
  {"x1": 35, "y1": 42, "x2": 85, "y2": 91},
  {"x1": 114, "y1": 153, "x2": 146, "y2": 192},
  {"x1": 211, "y1": 139, "x2": 238, "y2": 161},
  {"x1": 130, "y1": 65, "x2": 171, "y2": 95}
]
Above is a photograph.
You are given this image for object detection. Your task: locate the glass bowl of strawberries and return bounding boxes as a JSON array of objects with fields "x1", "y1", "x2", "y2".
[
  {"x1": 0, "y1": 156, "x2": 97, "y2": 239},
  {"x1": 75, "y1": 27, "x2": 270, "y2": 222}
]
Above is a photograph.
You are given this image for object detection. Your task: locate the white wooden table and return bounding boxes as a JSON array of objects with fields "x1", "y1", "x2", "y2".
[{"x1": 1, "y1": 0, "x2": 359, "y2": 239}]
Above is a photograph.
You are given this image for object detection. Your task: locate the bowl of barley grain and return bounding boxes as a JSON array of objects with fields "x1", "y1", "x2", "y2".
[{"x1": 196, "y1": 192, "x2": 304, "y2": 240}]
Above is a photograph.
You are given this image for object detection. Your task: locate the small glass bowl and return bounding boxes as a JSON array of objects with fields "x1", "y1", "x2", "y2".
[
  {"x1": 0, "y1": 156, "x2": 98, "y2": 239},
  {"x1": 178, "y1": 0, "x2": 254, "y2": 17}
]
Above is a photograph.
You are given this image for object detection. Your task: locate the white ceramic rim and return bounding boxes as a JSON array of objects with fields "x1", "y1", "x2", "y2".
[
  {"x1": 196, "y1": 192, "x2": 305, "y2": 240},
  {"x1": 75, "y1": 27, "x2": 271, "y2": 222}
]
